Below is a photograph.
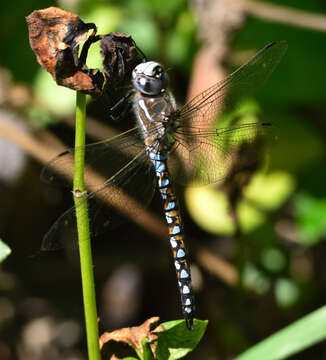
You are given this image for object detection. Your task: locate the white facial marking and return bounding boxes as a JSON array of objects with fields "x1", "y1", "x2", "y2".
[{"x1": 139, "y1": 77, "x2": 147, "y2": 86}]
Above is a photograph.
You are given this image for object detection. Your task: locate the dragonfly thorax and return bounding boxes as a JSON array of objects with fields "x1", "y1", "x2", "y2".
[
  {"x1": 132, "y1": 61, "x2": 177, "y2": 150},
  {"x1": 132, "y1": 61, "x2": 168, "y2": 96}
]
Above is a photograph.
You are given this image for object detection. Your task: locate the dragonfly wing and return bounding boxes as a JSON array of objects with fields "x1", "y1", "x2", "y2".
[
  {"x1": 168, "y1": 41, "x2": 287, "y2": 185},
  {"x1": 169, "y1": 122, "x2": 273, "y2": 185},
  {"x1": 41, "y1": 126, "x2": 145, "y2": 186},
  {"x1": 177, "y1": 41, "x2": 287, "y2": 128},
  {"x1": 42, "y1": 127, "x2": 157, "y2": 250}
]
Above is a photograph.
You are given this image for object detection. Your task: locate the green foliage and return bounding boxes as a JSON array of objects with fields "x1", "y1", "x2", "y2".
[
  {"x1": 261, "y1": 247, "x2": 287, "y2": 273},
  {"x1": 118, "y1": 320, "x2": 207, "y2": 360},
  {"x1": 235, "y1": 306, "x2": 326, "y2": 360},
  {"x1": 0, "y1": 239, "x2": 11, "y2": 263},
  {"x1": 33, "y1": 69, "x2": 79, "y2": 118},
  {"x1": 233, "y1": 5, "x2": 326, "y2": 106},
  {"x1": 141, "y1": 336, "x2": 155, "y2": 360},
  {"x1": 80, "y1": 4, "x2": 122, "y2": 34},
  {"x1": 0, "y1": 0, "x2": 54, "y2": 83},
  {"x1": 185, "y1": 170, "x2": 296, "y2": 236},
  {"x1": 275, "y1": 278, "x2": 300, "y2": 308},
  {"x1": 124, "y1": 0, "x2": 188, "y2": 22},
  {"x1": 165, "y1": 11, "x2": 196, "y2": 69},
  {"x1": 156, "y1": 319, "x2": 208, "y2": 360},
  {"x1": 81, "y1": 5, "x2": 123, "y2": 69},
  {"x1": 26, "y1": 105, "x2": 58, "y2": 127},
  {"x1": 295, "y1": 192, "x2": 326, "y2": 245},
  {"x1": 118, "y1": 0, "x2": 195, "y2": 63},
  {"x1": 119, "y1": 17, "x2": 160, "y2": 56},
  {"x1": 267, "y1": 112, "x2": 325, "y2": 174},
  {"x1": 243, "y1": 263, "x2": 271, "y2": 295}
]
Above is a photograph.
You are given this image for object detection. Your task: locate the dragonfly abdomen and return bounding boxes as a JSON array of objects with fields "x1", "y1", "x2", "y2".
[{"x1": 149, "y1": 149, "x2": 195, "y2": 330}]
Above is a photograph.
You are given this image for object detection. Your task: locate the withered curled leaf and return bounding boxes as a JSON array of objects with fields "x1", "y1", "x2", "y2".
[
  {"x1": 100, "y1": 317, "x2": 164, "y2": 358},
  {"x1": 26, "y1": 7, "x2": 143, "y2": 97},
  {"x1": 100, "y1": 32, "x2": 139, "y2": 91},
  {"x1": 26, "y1": 7, "x2": 103, "y2": 95}
]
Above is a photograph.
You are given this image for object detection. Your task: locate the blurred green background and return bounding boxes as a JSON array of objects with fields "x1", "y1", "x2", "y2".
[{"x1": 1, "y1": 0, "x2": 326, "y2": 359}]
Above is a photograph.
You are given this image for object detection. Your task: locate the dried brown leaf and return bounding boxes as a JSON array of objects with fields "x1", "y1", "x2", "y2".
[
  {"x1": 26, "y1": 7, "x2": 103, "y2": 94},
  {"x1": 100, "y1": 32, "x2": 139, "y2": 90},
  {"x1": 100, "y1": 317, "x2": 164, "y2": 357}
]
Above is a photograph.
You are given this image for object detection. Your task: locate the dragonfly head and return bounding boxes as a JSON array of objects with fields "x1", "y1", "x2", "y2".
[{"x1": 132, "y1": 61, "x2": 168, "y2": 96}]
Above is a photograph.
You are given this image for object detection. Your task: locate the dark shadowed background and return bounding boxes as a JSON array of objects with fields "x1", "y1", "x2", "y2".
[{"x1": 1, "y1": 0, "x2": 326, "y2": 359}]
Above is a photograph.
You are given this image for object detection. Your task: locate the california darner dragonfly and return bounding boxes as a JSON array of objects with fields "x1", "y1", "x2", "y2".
[{"x1": 42, "y1": 41, "x2": 287, "y2": 330}]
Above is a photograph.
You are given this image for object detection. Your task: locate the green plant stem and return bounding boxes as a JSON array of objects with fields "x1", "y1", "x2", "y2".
[{"x1": 74, "y1": 92, "x2": 101, "y2": 360}]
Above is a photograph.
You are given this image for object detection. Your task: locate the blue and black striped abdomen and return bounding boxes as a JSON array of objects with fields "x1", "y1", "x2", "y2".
[{"x1": 149, "y1": 150, "x2": 195, "y2": 330}]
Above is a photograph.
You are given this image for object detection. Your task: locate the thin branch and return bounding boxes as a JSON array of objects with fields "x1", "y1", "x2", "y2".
[
  {"x1": 243, "y1": 0, "x2": 326, "y2": 33},
  {"x1": 196, "y1": 247, "x2": 238, "y2": 286}
]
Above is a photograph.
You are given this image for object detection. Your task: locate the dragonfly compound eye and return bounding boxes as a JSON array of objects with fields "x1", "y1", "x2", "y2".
[{"x1": 132, "y1": 61, "x2": 169, "y2": 96}]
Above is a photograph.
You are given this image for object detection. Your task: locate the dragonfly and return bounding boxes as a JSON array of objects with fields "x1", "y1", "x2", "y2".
[{"x1": 41, "y1": 40, "x2": 287, "y2": 330}]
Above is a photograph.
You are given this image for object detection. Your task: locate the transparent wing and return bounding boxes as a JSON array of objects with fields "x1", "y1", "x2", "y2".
[
  {"x1": 169, "y1": 121, "x2": 272, "y2": 185},
  {"x1": 168, "y1": 41, "x2": 287, "y2": 185},
  {"x1": 41, "y1": 127, "x2": 144, "y2": 186},
  {"x1": 177, "y1": 41, "x2": 287, "y2": 127},
  {"x1": 41, "y1": 127, "x2": 156, "y2": 250}
]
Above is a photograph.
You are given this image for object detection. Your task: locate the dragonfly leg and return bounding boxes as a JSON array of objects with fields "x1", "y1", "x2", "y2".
[{"x1": 108, "y1": 91, "x2": 134, "y2": 121}]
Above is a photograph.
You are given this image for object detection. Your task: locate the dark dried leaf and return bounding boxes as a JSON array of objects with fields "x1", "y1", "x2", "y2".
[
  {"x1": 26, "y1": 8, "x2": 143, "y2": 96},
  {"x1": 26, "y1": 7, "x2": 104, "y2": 95},
  {"x1": 100, "y1": 32, "x2": 140, "y2": 91},
  {"x1": 100, "y1": 317, "x2": 164, "y2": 357}
]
